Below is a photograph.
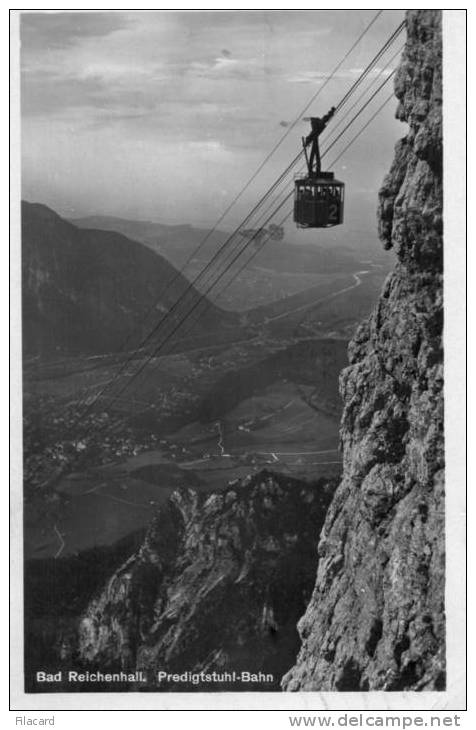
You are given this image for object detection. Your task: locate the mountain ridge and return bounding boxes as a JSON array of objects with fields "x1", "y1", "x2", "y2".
[
  {"x1": 22, "y1": 201, "x2": 237, "y2": 355},
  {"x1": 25, "y1": 471, "x2": 337, "y2": 692}
]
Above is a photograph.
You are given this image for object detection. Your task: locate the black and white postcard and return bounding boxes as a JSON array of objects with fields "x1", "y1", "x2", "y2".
[{"x1": 9, "y1": 7, "x2": 467, "y2": 713}]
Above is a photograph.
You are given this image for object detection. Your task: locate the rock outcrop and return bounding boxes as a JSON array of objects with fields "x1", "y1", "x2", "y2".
[
  {"x1": 282, "y1": 10, "x2": 444, "y2": 691},
  {"x1": 77, "y1": 472, "x2": 336, "y2": 690}
]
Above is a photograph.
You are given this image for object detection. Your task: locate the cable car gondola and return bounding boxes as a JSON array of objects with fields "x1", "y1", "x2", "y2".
[{"x1": 294, "y1": 108, "x2": 345, "y2": 229}]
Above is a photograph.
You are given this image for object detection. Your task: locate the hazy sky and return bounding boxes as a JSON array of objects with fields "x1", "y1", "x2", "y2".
[{"x1": 20, "y1": 10, "x2": 406, "y2": 231}]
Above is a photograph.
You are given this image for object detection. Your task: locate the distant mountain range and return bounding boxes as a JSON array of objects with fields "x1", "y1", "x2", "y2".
[
  {"x1": 22, "y1": 202, "x2": 236, "y2": 356},
  {"x1": 71, "y1": 214, "x2": 371, "y2": 276},
  {"x1": 71, "y1": 214, "x2": 225, "y2": 271}
]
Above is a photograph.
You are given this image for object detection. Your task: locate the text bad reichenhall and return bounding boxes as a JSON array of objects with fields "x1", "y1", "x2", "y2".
[
  {"x1": 36, "y1": 671, "x2": 146, "y2": 683},
  {"x1": 35, "y1": 670, "x2": 274, "y2": 684}
]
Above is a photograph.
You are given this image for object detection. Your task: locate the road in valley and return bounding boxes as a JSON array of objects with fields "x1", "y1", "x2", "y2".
[{"x1": 266, "y1": 271, "x2": 368, "y2": 323}]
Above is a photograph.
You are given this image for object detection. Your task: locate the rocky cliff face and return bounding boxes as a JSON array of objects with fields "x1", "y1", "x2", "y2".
[
  {"x1": 76, "y1": 472, "x2": 336, "y2": 690},
  {"x1": 282, "y1": 10, "x2": 444, "y2": 691}
]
